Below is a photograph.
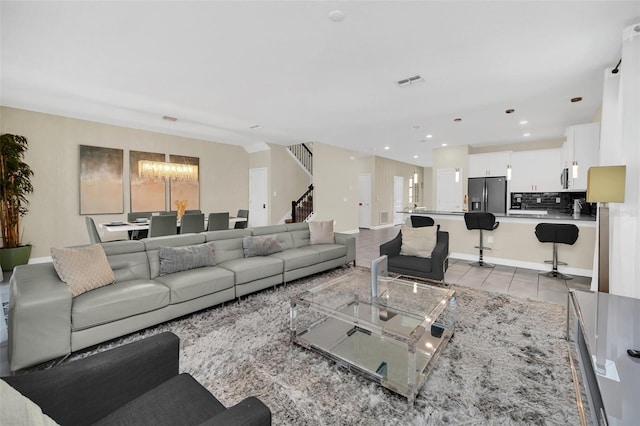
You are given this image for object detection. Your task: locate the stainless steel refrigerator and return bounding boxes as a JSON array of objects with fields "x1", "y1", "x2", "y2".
[{"x1": 468, "y1": 176, "x2": 507, "y2": 214}]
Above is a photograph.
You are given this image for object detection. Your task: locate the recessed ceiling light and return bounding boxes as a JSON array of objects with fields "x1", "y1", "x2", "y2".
[
  {"x1": 249, "y1": 124, "x2": 262, "y2": 129},
  {"x1": 328, "y1": 10, "x2": 345, "y2": 22},
  {"x1": 519, "y1": 120, "x2": 528, "y2": 125},
  {"x1": 571, "y1": 97, "x2": 583, "y2": 103},
  {"x1": 384, "y1": 146, "x2": 390, "y2": 150},
  {"x1": 453, "y1": 118, "x2": 462, "y2": 122},
  {"x1": 413, "y1": 155, "x2": 419, "y2": 159},
  {"x1": 441, "y1": 143, "x2": 448, "y2": 147},
  {"x1": 162, "y1": 115, "x2": 177, "y2": 122},
  {"x1": 505, "y1": 109, "x2": 515, "y2": 114},
  {"x1": 523, "y1": 133, "x2": 531, "y2": 137},
  {"x1": 426, "y1": 134, "x2": 433, "y2": 138}
]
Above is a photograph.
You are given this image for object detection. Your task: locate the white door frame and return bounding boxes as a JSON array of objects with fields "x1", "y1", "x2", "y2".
[{"x1": 393, "y1": 176, "x2": 404, "y2": 225}]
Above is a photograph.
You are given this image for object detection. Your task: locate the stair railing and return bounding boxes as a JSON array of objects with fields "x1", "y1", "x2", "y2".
[
  {"x1": 288, "y1": 143, "x2": 313, "y2": 175},
  {"x1": 291, "y1": 184, "x2": 314, "y2": 223}
]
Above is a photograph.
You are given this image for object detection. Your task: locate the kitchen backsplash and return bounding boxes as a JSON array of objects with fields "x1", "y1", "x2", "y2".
[{"x1": 510, "y1": 191, "x2": 596, "y2": 215}]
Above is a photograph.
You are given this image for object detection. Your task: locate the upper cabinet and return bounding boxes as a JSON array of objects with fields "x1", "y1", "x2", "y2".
[
  {"x1": 563, "y1": 123, "x2": 600, "y2": 191},
  {"x1": 468, "y1": 151, "x2": 511, "y2": 177},
  {"x1": 509, "y1": 148, "x2": 562, "y2": 193}
]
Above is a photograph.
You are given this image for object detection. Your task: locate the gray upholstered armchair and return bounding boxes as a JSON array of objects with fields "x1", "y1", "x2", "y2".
[
  {"x1": 1, "y1": 332, "x2": 271, "y2": 426},
  {"x1": 379, "y1": 230, "x2": 449, "y2": 283}
]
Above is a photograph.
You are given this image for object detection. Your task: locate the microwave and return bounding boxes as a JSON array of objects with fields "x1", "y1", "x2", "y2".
[{"x1": 560, "y1": 168, "x2": 569, "y2": 190}]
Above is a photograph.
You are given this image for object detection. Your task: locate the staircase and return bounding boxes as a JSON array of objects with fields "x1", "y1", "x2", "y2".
[{"x1": 287, "y1": 143, "x2": 313, "y2": 223}]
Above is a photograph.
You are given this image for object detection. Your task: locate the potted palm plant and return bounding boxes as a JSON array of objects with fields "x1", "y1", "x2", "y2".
[{"x1": 0, "y1": 133, "x2": 34, "y2": 271}]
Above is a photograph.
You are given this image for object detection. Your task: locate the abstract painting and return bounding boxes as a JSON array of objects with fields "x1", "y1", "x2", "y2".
[
  {"x1": 170, "y1": 154, "x2": 200, "y2": 211},
  {"x1": 130, "y1": 150, "x2": 166, "y2": 212},
  {"x1": 79, "y1": 145, "x2": 123, "y2": 214}
]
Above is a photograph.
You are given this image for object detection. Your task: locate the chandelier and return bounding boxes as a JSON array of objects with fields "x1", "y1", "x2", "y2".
[{"x1": 138, "y1": 160, "x2": 199, "y2": 182}]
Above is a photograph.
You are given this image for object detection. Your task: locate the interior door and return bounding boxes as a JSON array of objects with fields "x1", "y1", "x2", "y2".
[
  {"x1": 249, "y1": 167, "x2": 268, "y2": 227},
  {"x1": 393, "y1": 176, "x2": 404, "y2": 225},
  {"x1": 358, "y1": 173, "x2": 372, "y2": 228}
]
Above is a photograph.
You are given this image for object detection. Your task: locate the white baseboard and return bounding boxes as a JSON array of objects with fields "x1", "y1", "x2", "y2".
[
  {"x1": 450, "y1": 252, "x2": 593, "y2": 278},
  {"x1": 28, "y1": 256, "x2": 53, "y2": 264},
  {"x1": 368, "y1": 223, "x2": 397, "y2": 230},
  {"x1": 339, "y1": 228, "x2": 360, "y2": 234}
]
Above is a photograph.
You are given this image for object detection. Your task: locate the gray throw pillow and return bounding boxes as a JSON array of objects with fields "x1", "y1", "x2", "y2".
[
  {"x1": 159, "y1": 242, "x2": 216, "y2": 276},
  {"x1": 242, "y1": 235, "x2": 283, "y2": 257}
]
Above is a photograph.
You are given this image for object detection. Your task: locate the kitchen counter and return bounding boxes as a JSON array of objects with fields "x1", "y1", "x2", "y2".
[
  {"x1": 400, "y1": 209, "x2": 596, "y2": 224},
  {"x1": 396, "y1": 209, "x2": 596, "y2": 276}
]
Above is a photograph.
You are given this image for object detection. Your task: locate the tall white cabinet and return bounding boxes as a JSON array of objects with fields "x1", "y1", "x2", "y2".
[{"x1": 562, "y1": 123, "x2": 600, "y2": 191}]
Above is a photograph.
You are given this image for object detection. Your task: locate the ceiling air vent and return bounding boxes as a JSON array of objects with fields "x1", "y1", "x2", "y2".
[{"x1": 397, "y1": 75, "x2": 423, "y2": 87}]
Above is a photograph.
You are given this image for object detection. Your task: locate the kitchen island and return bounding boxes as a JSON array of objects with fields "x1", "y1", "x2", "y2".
[{"x1": 399, "y1": 209, "x2": 595, "y2": 277}]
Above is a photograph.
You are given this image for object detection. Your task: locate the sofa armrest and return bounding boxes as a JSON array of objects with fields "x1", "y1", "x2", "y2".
[
  {"x1": 199, "y1": 396, "x2": 271, "y2": 426},
  {"x1": 334, "y1": 233, "x2": 356, "y2": 265},
  {"x1": 379, "y1": 231, "x2": 402, "y2": 257},
  {"x1": 8, "y1": 263, "x2": 73, "y2": 372},
  {"x1": 3, "y1": 332, "x2": 180, "y2": 426},
  {"x1": 430, "y1": 231, "x2": 450, "y2": 278}
]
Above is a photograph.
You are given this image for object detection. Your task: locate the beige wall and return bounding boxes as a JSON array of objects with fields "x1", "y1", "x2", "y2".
[
  {"x1": 313, "y1": 143, "x2": 359, "y2": 232},
  {"x1": 269, "y1": 143, "x2": 311, "y2": 224},
  {"x1": 371, "y1": 156, "x2": 423, "y2": 227},
  {"x1": 422, "y1": 166, "x2": 433, "y2": 209},
  {"x1": 1, "y1": 107, "x2": 249, "y2": 258}
]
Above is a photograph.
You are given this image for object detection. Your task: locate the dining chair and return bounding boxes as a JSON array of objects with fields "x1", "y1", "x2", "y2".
[
  {"x1": 127, "y1": 211, "x2": 152, "y2": 239},
  {"x1": 234, "y1": 209, "x2": 249, "y2": 229},
  {"x1": 180, "y1": 213, "x2": 205, "y2": 234},
  {"x1": 184, "y1": 209, "x2": 202, "y2": 215},
  {"x1": 148, "y1": 214, "x2": 178, "y2": 237},
  {"x1": 207, "y1": 212, "x2": 230, "y2": 231},
  {"x1": 85, "y1": 217, "x2": 102, "y2": 243}
]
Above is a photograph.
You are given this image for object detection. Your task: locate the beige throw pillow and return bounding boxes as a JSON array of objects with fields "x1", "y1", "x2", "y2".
[
  {"x1": 400, "y1": 226, "x2": 438, "y2": 258},
  {"x1": 50, "y1": 244, "x2": 115, "y2": 297},
  {"x1": 1, "y1": 380, "x2": 60, "y2": 425},
  {"x1": 309, "y1": 220, "x2": 335, "y2": 244}
]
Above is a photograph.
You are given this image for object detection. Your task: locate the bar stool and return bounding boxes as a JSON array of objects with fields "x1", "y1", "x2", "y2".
[
  {"x1": 464, "y1": 212, "x2": 499, "y2": 268},
  {"x1": 410, "y1": 215, "x2": 435, "y2": 228},
  {"x1": 535, "y1": 223, "x2": 579, "y2": 279}
]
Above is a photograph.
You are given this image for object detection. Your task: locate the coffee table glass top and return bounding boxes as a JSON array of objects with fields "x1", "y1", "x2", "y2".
[{"x1": 290, "y1": 271, "x2": 456, "y2": 404}]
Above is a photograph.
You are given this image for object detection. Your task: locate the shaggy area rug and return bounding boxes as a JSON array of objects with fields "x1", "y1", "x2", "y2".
[{"x1": 69, "y1": 267, "x2": 581, "y2": 425}]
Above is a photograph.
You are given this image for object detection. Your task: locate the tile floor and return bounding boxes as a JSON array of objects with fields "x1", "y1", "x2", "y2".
[{"x1": 0, "y1": 226, "x2": 591, "y2": 375}]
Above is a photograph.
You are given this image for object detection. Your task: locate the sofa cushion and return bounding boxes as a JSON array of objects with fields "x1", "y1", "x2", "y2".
[
  {"x1": 158, "y1": 242, "x2": 216, "y2": 276},
  {"x1": 93, "y1": 374, "x2": 225, "y2": 426},
  {"x1": 242, "y1": 235, "x2": 283, "y2": 257},
  {"x1": 218, "y1": 256, "x2": 283, "y2": 285},
  {"x1": 50, "y1": 244, "x2": 115, "y2": 297},
  {"x1": 309, "y1": 220, "x2": 335, "y2": 244},
  {"x1": 307, "y1": 244, "x2": 347, "y2": 262},
  {"x1": 0, "y1": 380, "x2": 60, "y2": 426},
  {"x1": 388, "y1": 254, "x2": 433, "y2": 273},
  {"x1": 400, "y1": 226, "x2": 437, "y2": 258},
  {"x1": 154, "y1": 266, "x2": 235, "y2": 304},
  {"x1": 72, "y1": 279, "x2": 170, "y2": 331},
  {"x1": 268, "y1": 247, "x2": 321, "y2": 271}
]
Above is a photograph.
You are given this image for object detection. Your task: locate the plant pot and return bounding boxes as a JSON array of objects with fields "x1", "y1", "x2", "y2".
[{"x1": 0, "y1": 245, "x2": 32, "y2": 272}]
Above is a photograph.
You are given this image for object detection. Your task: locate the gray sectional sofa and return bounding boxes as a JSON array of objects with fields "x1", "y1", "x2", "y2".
[{"x1": 8, "y1": 222, "x2": 356, "y2": 372}]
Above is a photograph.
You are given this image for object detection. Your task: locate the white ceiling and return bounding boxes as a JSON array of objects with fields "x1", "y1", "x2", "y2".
[{"x1": 1, "y1": 1, "x2": 638, "y2": 167}]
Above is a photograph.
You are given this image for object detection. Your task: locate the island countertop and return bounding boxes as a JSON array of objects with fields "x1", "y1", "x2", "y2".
[{"x1": 399, "y1": 209, "x2": 596, "y2": 225}]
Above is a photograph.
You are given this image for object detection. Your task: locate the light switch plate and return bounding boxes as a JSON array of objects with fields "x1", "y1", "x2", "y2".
[
  {"x1": 536, "y1": 198, "x2": 541, "y2": 203},
  {"x1": 556, "y1": 197, "x2": 561, "y2": 203}
]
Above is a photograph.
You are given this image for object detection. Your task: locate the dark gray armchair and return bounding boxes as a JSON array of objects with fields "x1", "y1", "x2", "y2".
[
  {"x1": 1, "y1": 332, "x2": 271, "y2": 426},
  {"x1": 379, "y1": 230, "x2": 449, "y2": 283}
]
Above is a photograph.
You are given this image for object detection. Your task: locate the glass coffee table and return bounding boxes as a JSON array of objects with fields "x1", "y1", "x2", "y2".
[{"x1": 290, "y1": 267, "x2": 456, "y2": 405}]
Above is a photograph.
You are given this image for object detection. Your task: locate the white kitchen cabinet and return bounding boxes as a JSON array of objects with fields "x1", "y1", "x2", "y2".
[
  {"x1": 468, "y1": 152, "x2": 511, "y2": 177},
  {"x1": 509, "y1": 149, "x2": 562, "y2": 192},
  {"x1": 564, "y1": 123, "x2": 600, "y2": 191}
]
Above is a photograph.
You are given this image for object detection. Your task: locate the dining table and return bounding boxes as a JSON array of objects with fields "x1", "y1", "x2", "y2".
[{"x1": 99, "y1": 217, "x2": 247, "y2": 238}]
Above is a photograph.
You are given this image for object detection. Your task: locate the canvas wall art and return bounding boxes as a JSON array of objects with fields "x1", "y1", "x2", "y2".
[
  {"x1": 170, "y1": 154, "x2": 200, "y2": 210},
  {"x1": 79, "y1": 145, "x2": 124, "y2": 214},
  {"x1": 130, "y1": 150, "x2": 166, "y2": 212}
]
